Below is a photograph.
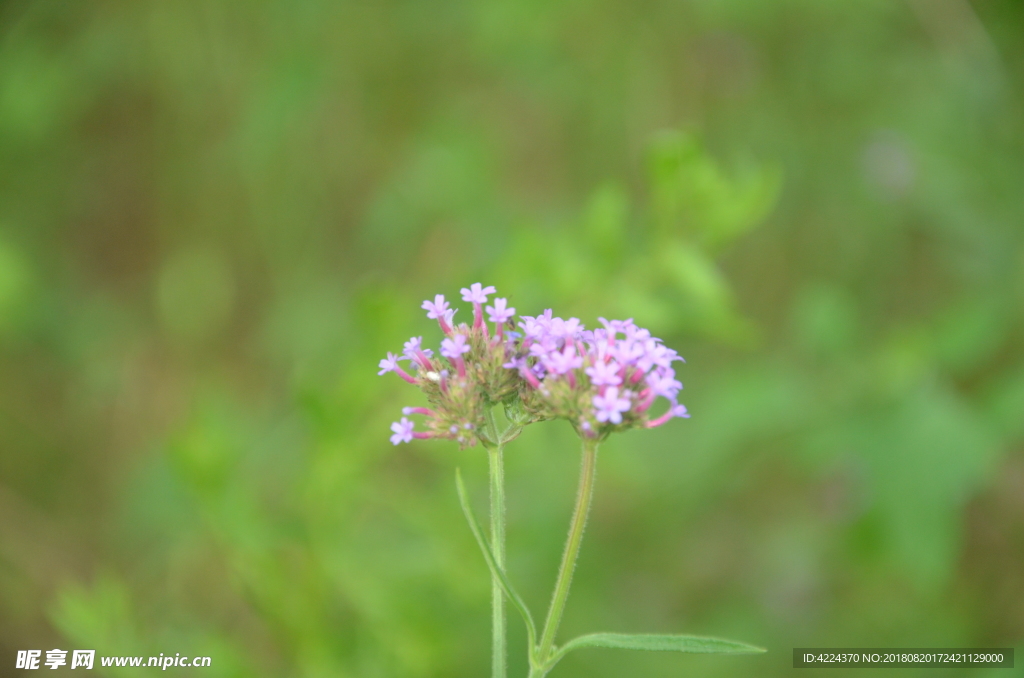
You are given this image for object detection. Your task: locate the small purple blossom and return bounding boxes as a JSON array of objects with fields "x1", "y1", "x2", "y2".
[
  {"x1": 463, "y1": 283, "x2": 497, "y2": 331},
  {"x1": 529, "y1": 339, "x2": 556, "y2": 359},
  {"x1": 520, "y1": 310, "x2": 554, "y2": 338},
  {"x1": 519, "y1": 316, "x2": 544, "y2": 339},
  {"x1": 546, "y1": 344, "x2": 583, "y2": 375},
  {"x1": 441, "y1": 334, "x2": 471, "y2": 358},
  {"x1": 593, "y1": 386, "x2": 631, "y2": 425},
  {"x1": 378, "y1": 352, "x2": 418, "y2": 384},
  {"x1": 505, "y1": 356, "x2": 540, "y2": 388},
  {"x1": 625, "y1": 326, "x2": 652, "y2": 343},
  {"x1": 637, "y1": 342, "x2": 680, "y2": 372},
  {"x1": 646, "y1": 371, "x2": 682, "y2": 399},
  {"x1": 589, "y1": 336, "x2": 613, "y2": 362},
  {"x1": 612, "y1": 340, "x2": 646, "y2": 365},
  {"x1": 403, "y1": 336, "x2": 435, "y2": 370},
  {"x1": 441, "y1": 333, "x2": 471, "y2": 378},
  {"x1": 390, "y1": 417, "x2": 415, "y2": 445},
  {"x1": 461, "y1": 283, "x2": 497, "y2": 304},
  {"x1": 403, "y1": 336, "x2": 433, "y2": 358},
  {"x1": 423, "y1": 295, "x2": 457, "y2": 334},
  {"x1": 599, "y1": 317, "x2": 634, "y2": 335},
  {"x1": 486, "y1": 298, "x2": 516, "y2": 324},
  {"x1": 585, "y1": 359, "x2": 623, "y2": 386},
  {"x1": 422, "y1": 295, "x2": 450, "y2": 319},
  {"x1": 440, "y1": 307, "x2": 456, "y2": 331},
  {"x1": 548, "y1": 316, "x2": 583, "y2": 339},
  {"x1": 378, "y1": 352, "x2": 407, "y2": 375}
]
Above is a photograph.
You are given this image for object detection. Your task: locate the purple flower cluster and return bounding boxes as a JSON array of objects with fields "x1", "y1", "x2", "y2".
[
  {"x1": 379, "y1": 284, "x2": 689, "y2": 446},
  {"x1": 506, "y1": 314, "x2": 689, "y2": 436},
  {"x1": 378, "y1": 284, "x2": 521, "y2": 448}
]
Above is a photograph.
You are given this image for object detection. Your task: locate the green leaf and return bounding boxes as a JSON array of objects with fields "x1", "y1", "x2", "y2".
[
  {"x1": 455, "y1": 469, "x2": 537, "y2": 649},
  {"x1": 550, "y1": 633, "x2": 765, "y2": 666}
]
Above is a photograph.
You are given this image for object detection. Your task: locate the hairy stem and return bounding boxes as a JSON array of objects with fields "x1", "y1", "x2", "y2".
[
  {"x1": 485, "y1": 408, "x2": 507, "y2": 678},
  {"x1": 536, "y1": 437, "x2": 599, "y2": 670}
]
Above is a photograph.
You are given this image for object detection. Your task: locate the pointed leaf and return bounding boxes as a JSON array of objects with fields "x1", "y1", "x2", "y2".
[
  {"x1": 455, "y1": 469, "x2": 537, "y2": 647},
  {"x1": 551, "y1": 633, "x2": 765, "y2": 665}
]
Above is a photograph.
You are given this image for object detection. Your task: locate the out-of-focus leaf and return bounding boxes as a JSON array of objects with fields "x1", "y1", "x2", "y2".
[
  {"x1": 662, "y1": 242, "x2": 731, "y2": 309},
  {"x1": 857, "y1": 384, "x2": 999, "y2": 589},
  {"x1": 167, "y1": 395, "x2": 247, "y2": 495},
  {"x1": 551, "y1": 632, "x2": 766, "y2": 663},
  {"x1": 50, "y1": 576, "x2": 142, "y2": 658},
  {"x1": 647, "y1": 130, "x2": 781, "y2": 250}
]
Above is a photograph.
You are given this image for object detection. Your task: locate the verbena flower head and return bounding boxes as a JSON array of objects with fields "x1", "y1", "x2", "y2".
[
  {"x1": 379, "y1": 285, "x2": 690, "y2": 446},
  {"x1": 507, "y1": 313, "x2": 689, "y2": 437},
  {"x1": 379, "y1": 284, "x2": 521, "y2": 448}
]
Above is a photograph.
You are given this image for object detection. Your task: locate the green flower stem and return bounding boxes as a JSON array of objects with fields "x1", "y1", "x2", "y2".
[
  {"x1": 534, "y1": 437, "x2": 599, "y2": 673},
  {"x1": 485, "y1": 407, "x2": 507, "y2": 678}
]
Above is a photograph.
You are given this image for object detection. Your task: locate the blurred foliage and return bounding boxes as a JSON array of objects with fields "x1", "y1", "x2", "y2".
[{"x1": 1, "y1": 0, "x2": 1023, "y2": 677}]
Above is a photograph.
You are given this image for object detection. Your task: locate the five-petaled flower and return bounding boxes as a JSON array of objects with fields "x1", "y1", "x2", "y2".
[
  {"x1": 585, "y1": 359, "x2": 622, "y2": 386},
  {"x1": 441, "y1": 334, "x2": 471, "y2": 358},
  {"x1": 403, "y1": 336, "x2": 432, "y2": 357},
  {"x1": 546, "y1": 344, "x2": 583, "y2": 376},
  {"x1": 486, "y1": 298, "x2": 515, "y2": 324},
  {"x1": 390, "y1": 417, "x2": 415, "y2": 445},
  {"x1": 593, "y1": 386, "x2": 631, "y2": 424},
  {"x1": 378, "y1": 352, "x2": 417, "y2": 384},
  {"x1": 404, "y1": 336, "x2": 435, "y2": 371},
  {"x1": 422, "y1": 294, "x2": 450, "y2": 318},
  {"x1": 441, "y1": 333, "x2": 472, "y2": 378},
  {"x1": 423, "y1": 295, "x2": 456, "y2": 334},
  {"x1": 462, "y1": 283, "x2": 497, "y2": 331},
  {"x1": 461, "y1": 283, "x2": 496, "y2": 304},
  {"x1": 646, "y1": 371, "x2": 682, "y2": 399}
]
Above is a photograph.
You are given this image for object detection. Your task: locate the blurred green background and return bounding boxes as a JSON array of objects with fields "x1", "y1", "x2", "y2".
[{"x1": 1, "y1": 0, "x2": 1023, "y2": 676}]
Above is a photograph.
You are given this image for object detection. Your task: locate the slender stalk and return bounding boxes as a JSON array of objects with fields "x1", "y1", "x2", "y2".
[
  {"x1": 485, "y1": 408, "x2": 507, "y2": 678},
  {"x1": 535, "y1": 437, "x2": 599, "y2": 670}
]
